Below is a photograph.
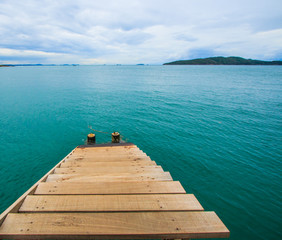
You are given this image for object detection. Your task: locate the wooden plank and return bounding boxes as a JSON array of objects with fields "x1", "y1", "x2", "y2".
[
  {"x1": 72, "y1": 151, "x2": 145, "y2": 156},
  {"x1": 46, "y1": 172, "x2": 173, "y2": 182},
  {"x1": 0, "y1": 212, "x2": 230, "y2": 239},
  {"x1": 54, "y1": 166, "x2": 163, "y2": 174},
  {"x1": 77, "y1": 143, "x2": 136, "y2": 148},
  {"x1": 71, "y1": 147, "x2": 144, "y2": 154},
  {"x1": 35, "y1": 181, "x2": 186, "y2": 195},
  {"x1": 67, "y1": 154, "x2": 149, "y2": 159},
  {"x1": 74, "y1": 145, "x2": 138, "y2": 151},
  {"x1": 19, "y1": 194, "x2": 203, "y2": 212},
  {"x1": 65, "y1": 156, "x2": 151, "y2": 162},
  {"x1": 69, "y1": 154, "x2": 147, "y2": 159},
  {"x1": 72, "y1": 148, "x2": 144, "y2": 155},
  {"x1": 67, "y1": 156, "x2": 148, "y2": 161},
  {"x1": 70, "y1": 155, "x2": 148, "y2": 160},
  {"x1": 49, "y1": 172, "x2": 167, "y2": 178},
  {"x1": 70, "y1": 151, "x2": 146, "y2": 156},
  {"x1": 77, "y1": 144, "x2": 138, "y2": 150},
  {"x1": 35, "y1": 179, "x2": 182, "y2": 195},
  {"x1": 60, "y1": 160, "x2": 157, "y2": 168}
]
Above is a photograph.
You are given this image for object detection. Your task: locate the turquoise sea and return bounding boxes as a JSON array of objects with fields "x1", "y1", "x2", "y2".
[{"x1": 0, "y1": 65, "x2": 281, "y2": 239}]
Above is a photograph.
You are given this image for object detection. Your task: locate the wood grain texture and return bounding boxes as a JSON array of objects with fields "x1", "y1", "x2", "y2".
[
  {"x1": 35, "y1": 181, "x2": 186, "y2": 195},
  {"x1": 74, "y1": 145, "x2": 139, "y2": 151},
  {"x1": 70, "y1": 150, "x2": 146, "y2": 156},
  {"x1": 0, "y1": 143, "x2": 230, "y2": 239},
  {"x1": 76, "y1": 145, "x2": 137, "y2": 150},
  {"x1": 68, "y1": 154, "x2": 149, "y2": 160},
  {"x1": 19, "y1": 194, "x2": 203, "y2": 212},
  {"x1": 0, "y1": 212, "x2": 229, "y2": 239},
  {"x1": 65, "y1": 155, "x2": 151, "y2": 162},
  {"x1": 71, "y1": 148, "x2": 144, "y2": 155},
  {"x1": 54, "y1": 166, "x2": 163, "y2": 174},
  {"x1": 60, "y1": 160, "x2": 157, "y2": 168},
  {"x1": 71, "y1": 151, "x2": 145, "y2": 156},
  {"x1": 77, "y1": 143, "x2": 135, "y2": 149},
  {"x1": 46, "y1": 172, "x2": 173, "y2": 182}
]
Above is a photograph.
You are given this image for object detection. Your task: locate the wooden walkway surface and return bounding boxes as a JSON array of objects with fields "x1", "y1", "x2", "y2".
[{"x1": 0, "y1": 143, "x2": 229, "y2": 239}]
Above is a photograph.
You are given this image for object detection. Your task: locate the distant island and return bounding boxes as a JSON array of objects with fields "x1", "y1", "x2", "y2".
[
  {"x1": 163, "y1": 56, "x2": 282, "y2": 65},
  {"x1": 0, "y1": 65, "x2": 14, "y2": 67},
  {"x1": 0, "y1": 64, "x2": 79, "y2": 67}
]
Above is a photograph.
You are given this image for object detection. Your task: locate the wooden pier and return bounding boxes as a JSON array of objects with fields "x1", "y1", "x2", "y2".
[{"x1": 0, "y1": 143, "x2": 229, "y2": 239}]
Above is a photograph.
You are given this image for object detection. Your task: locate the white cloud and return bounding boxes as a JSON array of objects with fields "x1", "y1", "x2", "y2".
[
  {"x1": 0, "y1": 48, "x2": 63, "y2": 57},
  {"x1": 0, "y1": 0, "x2": 282, "y2": 64},
  {"x1": 0, "y1": 47, "x2": 86, "y2": 64}
]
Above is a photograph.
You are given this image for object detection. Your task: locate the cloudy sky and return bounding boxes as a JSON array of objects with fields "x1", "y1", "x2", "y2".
[{"x1": 0, "y1": 0, "x2": 282, "y2": 64}]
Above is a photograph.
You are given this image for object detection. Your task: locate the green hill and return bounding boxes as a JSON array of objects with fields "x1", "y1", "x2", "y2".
[{"x1": 163, "y1": 56, "x2": 282, "y2": 65}]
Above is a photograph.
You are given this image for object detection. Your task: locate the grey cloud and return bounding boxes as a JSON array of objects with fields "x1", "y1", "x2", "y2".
[
  {"x1": 175, "y1": 33, "x2": 197, "y2": 42},
  {"x1": 185, "y1": 48, "x2": 218, "y2": 60}
]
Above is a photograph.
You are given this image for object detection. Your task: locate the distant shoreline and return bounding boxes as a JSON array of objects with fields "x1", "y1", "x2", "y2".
[
  {"x1": 163, "y1": 56, "x2": 282, "y2": 65},
  {"x1": 0, "y1": 64, "x2": 79, "y2": 67}
]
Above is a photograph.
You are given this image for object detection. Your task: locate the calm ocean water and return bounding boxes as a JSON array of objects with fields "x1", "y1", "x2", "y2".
[{"x1": 0, "y1": 65, "x2": 281, "y2": 239}]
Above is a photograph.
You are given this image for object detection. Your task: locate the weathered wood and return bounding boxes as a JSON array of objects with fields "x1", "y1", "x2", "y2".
[
  {"x1": 66, "y1": 155, "x2": 148, "y2": 160},
  {"x1": 70, "y1": 150, "x2": 146, "y2": 155},
  {"x1": 77, "y1": 144, "x2": 137, "y2": 150},
  {"x1": 72, "y1": 147, "x2": 143, "y2": 154},
  {"x1": 71, "y1": 149, "x2": 144, "y2": 156},
  {"x1": 70, "y1": 153, "x2": 148, "y2": 158},
  {"x1": 78, "y1": 143, "x2": 136, "y2": 148},
  {"x1": 19, "y1": 194, "x2": 203, "y2": 212},
  {"x1": 0, "y1": 212, "x2": 230, "y2": 239},
  {"x1": 35, "y1": 181, "x2": 186, "y2": 195},
  {"x1": 0, "y1": 143, "x2": 230, "y2": 239},
  {"x1": 66, "y1": 155, "x2": 143, "y2": 161},
  {"x1": 54, "y1": 166, "x2": 163, "y2": 174},
  {"x1": 65, "y1": 155, "x2": 151, "y2": 162},
  {"x1": 75, "y1": 145, "x2": 138, "y2": 150},
  {"x1": 46, "y1": 172, "x2": 173, "y2": 182},
  {"x1": 60, "y1": 160, "x2": 157, "y2": 168}
]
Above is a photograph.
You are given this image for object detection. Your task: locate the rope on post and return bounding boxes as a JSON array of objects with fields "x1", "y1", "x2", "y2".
[
  {"x1": 87, "y1": 126, "x2": 126, "y2": 143},
  {"x1": 88, "y1": 126, "x2": 111, "y2": 135}
]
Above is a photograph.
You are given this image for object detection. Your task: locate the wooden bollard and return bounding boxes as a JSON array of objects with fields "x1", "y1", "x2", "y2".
[
  {"x1": 111, "y1": 132, "x2": 120, "y2": 143},
  {"x1": 87, "y1": 133, "x2": 96, "y2": 144}
]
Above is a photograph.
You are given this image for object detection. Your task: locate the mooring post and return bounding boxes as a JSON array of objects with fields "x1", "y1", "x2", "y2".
[
  {"x1": 87, "y1": 133, "x2": 96, "y2": 144},
  {"x1": 111, "y1": 132, "x2": 120, "y2": 143}
]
